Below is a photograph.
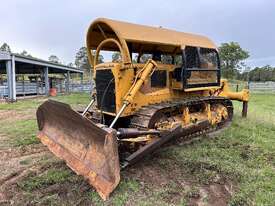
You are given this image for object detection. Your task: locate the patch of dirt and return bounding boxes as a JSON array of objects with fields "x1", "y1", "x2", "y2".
[
  {"x1": 0, "y1": 161, "x2": 87, "y2": 206},
  {"x1": 188, "y1": 183, "x2": 234, "y2": 206},
  {"x1": 0, "y1": 142, "x2": 54, "y2": 204},
  {"x1": 0, "y1": 110, "x2": 16, "y2": 120},
  {"x1": 0, "y1": 150, "x2": 48, "y2": 178},
  {"x1": 0, "y1": 134, "x2": 11, "y2": 150},
  {"x1": 124, "y1": 154, "x2": 234, "y2": 206},
  {"x1": 0, "y1": 110, "x2": 35, "y2": 123},
  {"x1": 126, "y1": 161, "x2": 171, "y2": 186},
  {"x1": 0, "y1": 144, "x2": 48, "y2": 162}
]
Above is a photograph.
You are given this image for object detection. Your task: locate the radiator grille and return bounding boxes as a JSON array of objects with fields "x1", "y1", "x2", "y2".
[{"x1": 95, "y1": 70, "x2": 116, "y2": 113}]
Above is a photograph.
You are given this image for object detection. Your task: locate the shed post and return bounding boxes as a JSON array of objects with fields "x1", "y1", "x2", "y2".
[
  {"x1": 44, "y1": 67, "x2": 49, "y2": 95},
  {"x1": 6, "y1": 55, "x2": 16, "y2": 101},
  {"x1": 81, "y1": 73, "x2": 84, "y2": 92},
  {"x1": 66, "y1": 71, "x2": 70, "y2": 93}
]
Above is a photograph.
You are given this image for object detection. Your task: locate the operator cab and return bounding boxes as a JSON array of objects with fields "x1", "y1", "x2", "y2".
[
  {"x1": 176, "y1": 46, "x2": 220, "y2": 90},
  {"x1": 128, "y1": 46, "x2": 221, "y2": 91}
]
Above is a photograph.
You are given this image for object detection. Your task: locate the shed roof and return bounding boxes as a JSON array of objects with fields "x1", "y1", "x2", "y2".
[
  {"x1": 0, "y1": 52, "x2": 83, "y2": 74},
  {"x1": 86, "y1": 18, "x2": 217, "y2": 52}
]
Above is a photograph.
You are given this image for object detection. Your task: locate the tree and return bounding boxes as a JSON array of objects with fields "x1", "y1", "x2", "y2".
[
  {"x1": 97, "y1": 52, "x2": 104, "y2": 64},
  {"x1": 174, "y1": 55, "x2": 182, "y2": 65},
  {"x1": 75, "y1": 47, "x2": 104, "y2": 72},
  {"x1": 132, "y1": 54, "x2": 138, "y2": 63},
  {"x1": 67, "y1": 62, "x2": 74, "y2": 67},
  {"x1": 48, "y1": 55, "x2": 60, "y2": 63},
  {"x1": 0, "y1": 43, "x2": 11, "y2": 53},
  {"x1": 245, "y1": 65, "x2": 275, "y2": 82},
  {"x1": 75, "y1": 47, "x2": 90, "y2": 71},
  {"x1": 161, "y1": 55, "x2": 173, "y2": 64},
  {"x1": 20, "y1": 50, "x2": 32, "y2": 57},
  {"x1": 21, "y1": 50, "x2": 28, "y2": 56},
  {"x1": 219, "y1": 42, "x2": 249, "y2": 79},
  {"x1": 90, "y1": 50, "x2": 104, "y2": 64},
  {"x1": 139, "y1": 54, "x2": 152, "y2": 63},
  {"x1": 112, "y1": 52, "x2": 122, "y2": 62}
]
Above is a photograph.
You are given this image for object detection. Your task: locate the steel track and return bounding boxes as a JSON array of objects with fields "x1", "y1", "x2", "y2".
[
  {"x1": 121, "y1": 96, "x2": 233, "y2": 167},
  {"x1": 130, "y1": 96, "x2": 233, "y2": 129}
]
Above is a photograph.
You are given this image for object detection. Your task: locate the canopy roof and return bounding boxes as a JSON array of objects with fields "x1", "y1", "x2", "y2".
[{"x1": 86, "y1": 18, "x2": 217, "y2": 54}]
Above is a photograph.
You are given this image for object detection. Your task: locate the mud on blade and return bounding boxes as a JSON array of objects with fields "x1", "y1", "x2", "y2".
[{"x1": 36, "y1": 100, "x2": 120, "y2": 200}]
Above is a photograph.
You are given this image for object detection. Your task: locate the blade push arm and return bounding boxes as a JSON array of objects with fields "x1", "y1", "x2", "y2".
[
  {"x1": 218, "y1": 79, "x2": 249, "y2": 102},
  {"x1": 123, "y1": 59, "x2": 157, "y2": 105},
  {"x1": 216, "y1": 79, "x2": 249, "y2": 117}
]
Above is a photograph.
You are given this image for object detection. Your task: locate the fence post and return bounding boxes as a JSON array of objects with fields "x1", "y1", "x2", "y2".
[{"x1": 242, "y1": 101, "x2": 248, "y2": 118}]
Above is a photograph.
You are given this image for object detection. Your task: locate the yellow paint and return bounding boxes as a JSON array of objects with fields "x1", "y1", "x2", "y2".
[
  {"x1": 182, "y1": 107, "x2": 190, "y2": 125},
  {"x1": 205, "y1": 103, "x2": 212, "y2": 124},
  {"x1": 184, "y1": 86, "x2": 220, "y2": 92},
  {"x1": 88, "y1": 18, "x2": 249, "y2": 118},
  {"x1": 210, "y1": 104, "x2": 229, "y2": 124},
  {"x1": 120, "y1": 135, "x2": 152, "y2": 142},
  {"x1": 123, "y1": 60, "x2": 158, "y2": 105},
  {"x1": 218, "y1": 79, "x2": 250, "y2": 102},
  {"x1": 86, "y1": 18, "x2": 217, "y2": 66},
  {"x1": 95, "y1": 62, "x2": 249, "y2": 117}
]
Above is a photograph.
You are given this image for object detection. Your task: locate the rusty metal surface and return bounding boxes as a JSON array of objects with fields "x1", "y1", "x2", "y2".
[
  {"x1": 130, "y1": 96, "x2": 233, "y2": 129},
  {"x1": 36, "y1": 100, "x2": 120, "y2": 200},
  {"x1": 124, "y1": 120, "x2": 210, "y2": 167},
  {"x1": 122, "y1": 97, "x2": 233, "y2": 167}
]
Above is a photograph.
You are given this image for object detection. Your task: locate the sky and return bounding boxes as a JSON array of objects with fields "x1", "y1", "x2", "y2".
[{"x1": 0, "y1": 0, "x2": 275, "y2": 68}]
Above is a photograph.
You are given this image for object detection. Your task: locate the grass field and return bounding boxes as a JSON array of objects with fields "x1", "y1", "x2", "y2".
[{"x1": 0, "y1": 93, "x2": 274, "y2": 206}]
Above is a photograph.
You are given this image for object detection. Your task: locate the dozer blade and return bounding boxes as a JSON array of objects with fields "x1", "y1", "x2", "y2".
[{"x1": 36, "y1": 100, "x2": 120, "y2": 200}]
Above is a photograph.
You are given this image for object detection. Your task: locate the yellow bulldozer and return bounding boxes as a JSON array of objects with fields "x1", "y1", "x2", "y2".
[{"x1": 36, "y1": 18, "x2": 249, "y2": 200}]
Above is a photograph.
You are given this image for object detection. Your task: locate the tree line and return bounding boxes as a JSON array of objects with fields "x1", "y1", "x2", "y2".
[
  {"x1": 219, "y1": 42, "x2": 275, "y2": 82},
  {"x1": 239, "y1": 65, "x2": 275, "y2": 82}
]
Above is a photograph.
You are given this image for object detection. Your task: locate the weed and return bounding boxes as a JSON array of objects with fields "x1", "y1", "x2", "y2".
[
  {"x1": 185, "y1": 186, "x2": 200, "y2": 199},
  {"x1": 19, "y1": 158, "x2": 32, "y2": 165},
  {"x1": 88, "y1": 191, "x2": 103, "y2": 206},
  {"x1": 0, "y1": 119, "x2": 39, "y2": 146}
]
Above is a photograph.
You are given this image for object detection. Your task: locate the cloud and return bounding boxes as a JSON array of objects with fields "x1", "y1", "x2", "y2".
[{"x1": 0, "y1": 0, "x2": 274, "y2": 67}]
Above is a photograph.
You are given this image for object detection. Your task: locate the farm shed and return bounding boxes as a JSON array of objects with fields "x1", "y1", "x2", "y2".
[{"x1": 0, "y1": 51, "x2": 84, "y2": 101}]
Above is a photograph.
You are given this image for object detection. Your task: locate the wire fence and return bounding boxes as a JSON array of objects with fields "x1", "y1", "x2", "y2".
[
  {"x1": 1, "y1": 80, "x2": 274, "y2": 99},
  {"x1": 231, "y1": 81, "x2": 275, "y2": 93},
  {"x1": 0, "y1": 80, "x2": 93, "y2": 99}
]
